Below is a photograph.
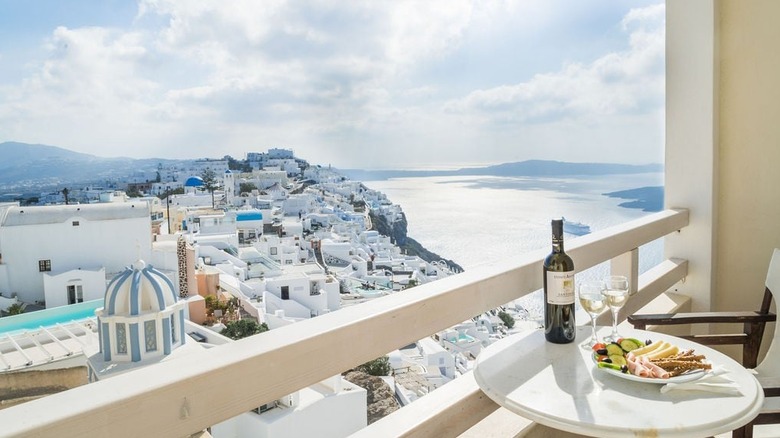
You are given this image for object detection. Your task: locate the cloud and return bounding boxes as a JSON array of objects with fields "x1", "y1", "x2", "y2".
[
  {"x1": 444, "y1": 3, "x2": 665, "y2": 124},
  {"x1": 0, "y1": 1, "x2": 665, "y2": 167}
]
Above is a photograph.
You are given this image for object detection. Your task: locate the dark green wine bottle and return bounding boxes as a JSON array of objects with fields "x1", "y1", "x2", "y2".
[{"x1": 543, "y1": 218, "x2": 576, "y2": 343}]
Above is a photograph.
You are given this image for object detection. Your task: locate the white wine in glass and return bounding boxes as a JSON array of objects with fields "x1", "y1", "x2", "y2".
[
  {"x1": 602, "y1": 275, "x2": 629, "y2": 342},
  {"x1": 578, "y1": 281, "x2": 607, "y2": 349}
]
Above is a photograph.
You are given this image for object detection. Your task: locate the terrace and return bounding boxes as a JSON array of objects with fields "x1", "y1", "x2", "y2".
[{"x1": 2, "y1": 1, "x2": 779, "y2": 437}]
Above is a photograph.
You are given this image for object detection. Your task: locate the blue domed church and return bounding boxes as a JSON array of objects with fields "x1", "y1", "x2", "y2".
[{"x1": 87, "y1": 260, "x2": 190, "y2": 381}]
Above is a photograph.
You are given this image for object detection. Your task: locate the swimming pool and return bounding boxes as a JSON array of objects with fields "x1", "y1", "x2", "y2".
[
  {"x1": 458, "y1": 333, "x2": 477, "y2": 343},
  {"x1": 0, "y1": 299, "x2": 102, "y2": 336}
]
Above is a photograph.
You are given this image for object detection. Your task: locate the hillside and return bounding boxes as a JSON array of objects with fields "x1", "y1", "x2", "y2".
[
  {"x1": 0, "y1": 141, "x2": 179, "y2": 186},
  {"x1": 0, "y1": 142, "x2": 96, "y2": 165}
]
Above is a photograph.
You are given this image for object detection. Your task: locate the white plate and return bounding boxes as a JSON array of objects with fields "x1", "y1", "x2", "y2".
[
  {"x1": 592, "y1": 354, "x2": 710, "y2": 384},
  {"x1": 596, "y1": 364, "x2": 708, "y2": 384}
]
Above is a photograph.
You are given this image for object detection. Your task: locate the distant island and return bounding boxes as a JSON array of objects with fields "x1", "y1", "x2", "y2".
[
  {"x1": 340, "y1": 160, "x2": 662, "y2": 181},
  {"x1": 603, "y1": 186, "x2": 664, "y2": 212}
]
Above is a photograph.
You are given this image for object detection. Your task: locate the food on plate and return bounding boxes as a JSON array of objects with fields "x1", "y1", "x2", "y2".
[
  {"x1": 598, "y1": 362, "x2": 629, "y2": 373},
  {"x1": 618, "y1": 338, "x2": 644, "y2": 352},
  {"x1": 606, "y1": 343, "x2": 624, "y2": 357},
  {"x1": 650, "y1": 350, "x2": 712, "y2": 377},
  {"x1": 594, "y1": 339, "x2": 710, "y2": 379},
  {"x1": 642, "y1": 343, "x2": 680, "y2": 360},
  {"x1": 628, "y1": 340, "x2": 665, "y2": 357}
]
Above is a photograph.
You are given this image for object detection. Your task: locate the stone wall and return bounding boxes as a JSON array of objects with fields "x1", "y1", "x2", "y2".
[{"x1": 0, "y1": 366, "x2": 88, "y2": 410}]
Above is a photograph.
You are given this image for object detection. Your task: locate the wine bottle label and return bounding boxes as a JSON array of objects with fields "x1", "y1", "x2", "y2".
[{"x1": 546, "y1": 271, "x2": 575, "y2": 305}]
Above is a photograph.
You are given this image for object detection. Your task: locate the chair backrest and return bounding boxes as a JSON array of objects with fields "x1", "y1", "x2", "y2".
[{"x1": 754, "y1": 248, "x2": 780, "y2": 375}]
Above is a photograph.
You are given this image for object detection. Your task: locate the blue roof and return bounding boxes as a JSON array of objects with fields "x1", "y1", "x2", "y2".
[
  {"x1": 236, "y1": 211, "x2": 263, "y2": 221},
  {"x1": 104, "y1": 261, "x2": 178, "y2": 317},
  {"x1": 184, "y1": 176, "x2": 205, "y2": 187}
]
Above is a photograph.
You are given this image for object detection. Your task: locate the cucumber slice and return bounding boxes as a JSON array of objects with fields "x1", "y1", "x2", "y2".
[
  {"x1": 606, "y1": 343, "x2": 623, "y2": 356},
  {"x1": 619, "y1": 338, "x2": 644, "y2": 352},
  {"x1": 609, "y1": 354, "x2": 627, "y2": 366}
]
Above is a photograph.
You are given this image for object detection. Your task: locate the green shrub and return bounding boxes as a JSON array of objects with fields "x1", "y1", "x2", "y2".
[
  {"x1": 498, "y1": 310, "x2": 515, "y2": 329},
  {"x1": 221, "y1": 319, "x2": 269, "y2": 340},
  {"x1": 357, "y1": 356, "x2": 392, "y2": 376}
]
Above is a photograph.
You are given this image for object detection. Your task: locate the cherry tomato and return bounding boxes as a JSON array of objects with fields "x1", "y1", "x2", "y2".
[{"x1": 591, "y1": 342, "x2": 606, "y2": 351}]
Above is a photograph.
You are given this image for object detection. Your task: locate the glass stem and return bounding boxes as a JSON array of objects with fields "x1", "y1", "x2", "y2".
[
  {"x1": 611, "y1": 308, "x2": 619, "y2": 338},
  {"x1": 591, "y1": 316, "x2": 598, "y2": 342}
]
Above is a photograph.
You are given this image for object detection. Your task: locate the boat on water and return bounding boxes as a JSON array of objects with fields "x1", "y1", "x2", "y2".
[{"x1": 562, "y1": 217, "x2": 591, "y2": 236}]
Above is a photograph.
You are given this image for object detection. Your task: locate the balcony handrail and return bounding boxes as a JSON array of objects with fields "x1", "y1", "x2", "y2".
[{"x1": 0, "y1": 209, "x2": 689, "y2": 438}]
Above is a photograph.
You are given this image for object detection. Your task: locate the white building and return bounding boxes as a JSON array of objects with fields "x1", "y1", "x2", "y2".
[
  {"x1": 303, "y1": 166, "x2": 344, "y2": 184},
  {"x1": 282, "y1": 194, "x2": 316, "y2": 216},
  {"x1": 150, "y1": 181, "x2": 185, "y2": 197},
  {"x1": 223, "y1": 170, "x2": 235, "y2": 203},
  {"x1": 0, "y1": 202, "x2": 153, "y2": 307},
  {"x1": 241, "y1": 170, "x2": 289, "y2": 191},
  {"x1": 188, "y1": 159, "x2": 229, "y2": 175},
  {"x1": 258, "y1": 264, "x2": 340, "y2": 326},
  {"x1": 211, "y1": 375, "x2": 366, "y2": 438},
  {"x1": 266, "y1": 159, "x2": 300, "y2": 176},
  {"x1": 417, "y1": 337, "x2": 456, "y2": 383},
  {"x1": 267, "y1": 148, "x2": 294, "y2": 159}
]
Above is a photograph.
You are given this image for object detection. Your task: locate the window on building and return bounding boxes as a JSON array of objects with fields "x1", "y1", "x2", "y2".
[
  {"x1": 270, "y1": 247, "x2": 278, "y2": 256},
  {"x1": 38, "y1": 259, "x2": 51, "y2": 272},
  {"x1": 67, "y1": 284, "x2": 83, "y2": 304},
  {"x1": 145, "y1": 320, "x2": 157, "y2": 352},
  {"x1": 72, "y1": 221, "x2": 80, "y2": 226},
  {"x1": 116, "y1": 323, "x2": 127, "y2": 354},
  {"x1": 281, "y1": 286, "x2": 289, "y2": 300}
]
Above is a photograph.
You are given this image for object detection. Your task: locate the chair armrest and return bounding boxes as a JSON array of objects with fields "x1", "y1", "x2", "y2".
[{"x1": 627, "y1": 311, "x2": 776, "y2": 328}]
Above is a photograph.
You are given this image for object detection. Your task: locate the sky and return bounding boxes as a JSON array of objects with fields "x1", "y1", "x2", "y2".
[{"x1": 0, "y1": 0, "x2": 665, "y2": 169}]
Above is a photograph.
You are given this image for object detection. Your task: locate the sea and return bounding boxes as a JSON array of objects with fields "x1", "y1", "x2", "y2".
[{"x1": 362, "y1": 172, "x2": 665, "y2": 320}]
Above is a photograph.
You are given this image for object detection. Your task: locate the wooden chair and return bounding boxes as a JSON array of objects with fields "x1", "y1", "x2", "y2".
[{"x1": 627, "y1": 248, "x2": 780, "y2": 438}]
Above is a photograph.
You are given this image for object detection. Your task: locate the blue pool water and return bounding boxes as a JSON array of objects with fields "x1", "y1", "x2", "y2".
[
  {"x1": 0, "y1": 299, "x2": 102, "y2": 335},
  {"x1": 458, "y1": 333, "x2": 476, "y2": 343}
]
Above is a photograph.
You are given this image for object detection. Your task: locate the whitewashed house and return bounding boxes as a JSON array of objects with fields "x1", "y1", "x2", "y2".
[
  {"x1": 0, "y1": 202, "x2": 152, "y2": 307},
  {"x1": 417, "y1": 337, "x2": 456, "y2": 383},
  {"x1": 260, "y1": 265, "x2": 340, "y2": 326}
]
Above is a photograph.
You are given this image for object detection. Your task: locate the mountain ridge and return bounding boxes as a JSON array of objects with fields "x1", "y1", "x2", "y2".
[
  {"x1": 0, "y1": 141, "x2": 181, "y2": 186},
  {"x1": 0, "y1": 141, "x2": 663, "y2": 187}
]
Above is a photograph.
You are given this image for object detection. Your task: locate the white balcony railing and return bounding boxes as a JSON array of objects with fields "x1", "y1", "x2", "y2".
[{"x1": 0, "y1": 209, "x2": 689, "y2": 437}]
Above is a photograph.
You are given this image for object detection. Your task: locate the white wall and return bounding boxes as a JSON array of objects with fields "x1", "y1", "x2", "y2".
[
  {"x1": 666, "y1": 1, "x2": 780, "y2": 317},
  {"x1": 263, "y1": 292, "x2": 309, "y2": 320},
  {"x1": 211, "y1": 381, "x2": 366, "y2": 438},
  {"x1": 43, "y1": 268, "x2": 106, "y2": 308},
  {"x1": 715, "y1": 1, "x2": 780, "y2": 313},
  {"x1": 0, "y1": 265, "x2": 9, "y2": 297}
]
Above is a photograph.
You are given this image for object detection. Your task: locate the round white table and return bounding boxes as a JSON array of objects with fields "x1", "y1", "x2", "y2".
[{"x1": 473, "y1": 326, "x2": 764, "y2": 438}]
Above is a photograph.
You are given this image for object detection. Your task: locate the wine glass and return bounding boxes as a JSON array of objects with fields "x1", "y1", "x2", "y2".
[
  {"x1": 578, "y1": 281, "x2": 607, "y2": 349},
  {"x1": 602, "y1": 275, "x2": 629, "y2": 342}
]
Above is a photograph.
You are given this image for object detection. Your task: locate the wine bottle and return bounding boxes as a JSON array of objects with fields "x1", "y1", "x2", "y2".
[{"x1": 543, "y1": 218, "x2": 576, "y2": 343}]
